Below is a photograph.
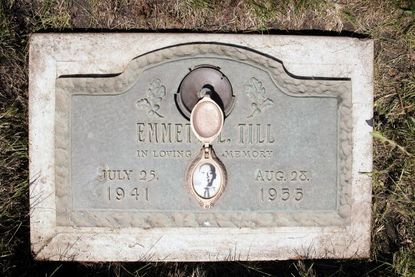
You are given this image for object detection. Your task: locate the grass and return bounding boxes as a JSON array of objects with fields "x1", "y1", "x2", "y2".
[{"x1": 0, "y1": 0, "x2": 414, "y2": 276}]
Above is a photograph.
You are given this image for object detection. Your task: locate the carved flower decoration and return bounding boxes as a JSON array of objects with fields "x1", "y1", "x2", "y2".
[
  {"x1": 136, "y1": 79, "x2": 166, "y2": 118},
  {"x1": 245, "y1": 77, "x2": 273, "y2": 118}
]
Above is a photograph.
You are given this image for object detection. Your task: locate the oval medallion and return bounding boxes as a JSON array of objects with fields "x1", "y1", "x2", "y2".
[
  {"x1": 187, "y1": 147, "x2": 227, "y2": 208},
  {"x1": 190, "y1": 95, "x2": 224, "y2": 145}
]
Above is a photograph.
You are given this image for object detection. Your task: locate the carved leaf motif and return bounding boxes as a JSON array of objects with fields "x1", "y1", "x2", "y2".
[
  {"x1": 245, "y1": 77, "x2": 273, "y2": 118},
  {"x1": 148, "y1": 79, "x2": 166, "y2": 98},
  {"x1": 149, "y1": 96, "x2": 163, "y2": 105},
  {"x1": 246, "y1": 78, "x2": 266, "y2": 102},
  {"x1": 261, "y1": 98, "x2": 274, "y2": 109},
  {"x1": 136, "y1": 79, "x2": 166, "y2": 118},
  {"x1": 136, "y1": 98, "x2": 150, "y2": 109}
]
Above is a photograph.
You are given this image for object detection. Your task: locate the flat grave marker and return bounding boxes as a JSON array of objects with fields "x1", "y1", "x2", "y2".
[{"x1": 29, "y1": 33, "x2": 373, "y2": 261}]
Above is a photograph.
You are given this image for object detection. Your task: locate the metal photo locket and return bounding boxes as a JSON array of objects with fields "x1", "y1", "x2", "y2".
[{"x1": 187, "y1": 92, "x2": 227, "y2": 209}]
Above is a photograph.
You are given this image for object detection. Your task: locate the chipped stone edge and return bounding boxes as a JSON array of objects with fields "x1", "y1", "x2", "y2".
[{"x1": 29, "y1": 33, "x2": 373, "y2": 261}]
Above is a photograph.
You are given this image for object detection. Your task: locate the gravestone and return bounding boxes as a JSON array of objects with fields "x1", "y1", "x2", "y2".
[{"x1": 29, "y1": 33, "x2": 373, "y2": 261}]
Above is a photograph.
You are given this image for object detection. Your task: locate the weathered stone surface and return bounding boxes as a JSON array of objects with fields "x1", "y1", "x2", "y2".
[{"x1": 29, "y1": 33, "x2": 373, "y2": 261}]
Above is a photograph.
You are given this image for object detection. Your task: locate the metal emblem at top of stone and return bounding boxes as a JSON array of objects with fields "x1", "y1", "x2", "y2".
[{"x1": 29, "y1": 34, "x2": 373, "y2": 262}]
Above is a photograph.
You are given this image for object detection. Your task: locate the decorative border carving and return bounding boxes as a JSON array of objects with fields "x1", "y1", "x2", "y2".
[{"x1": 55, "y1": 43, "x2": 352, "y2": 228}]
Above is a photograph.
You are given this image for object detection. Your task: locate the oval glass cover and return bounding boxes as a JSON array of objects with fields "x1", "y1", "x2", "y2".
[{"x1": 190, "y1": 95, "x2": 224, "y2": 145}]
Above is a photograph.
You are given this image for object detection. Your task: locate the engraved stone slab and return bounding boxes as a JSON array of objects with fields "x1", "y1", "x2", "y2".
[{"x1": 29, "y1": 33, "x2": 373, "y2": 261}]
